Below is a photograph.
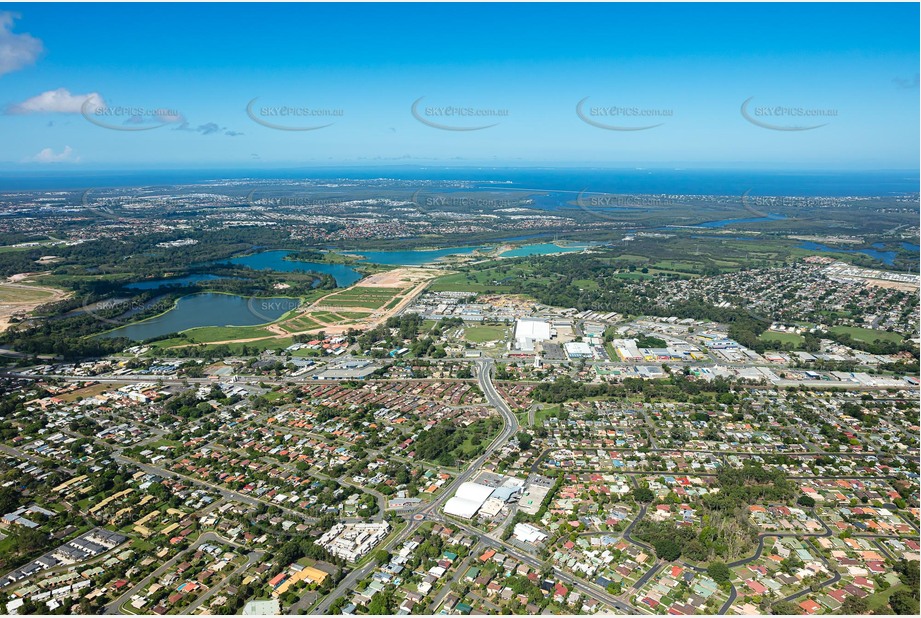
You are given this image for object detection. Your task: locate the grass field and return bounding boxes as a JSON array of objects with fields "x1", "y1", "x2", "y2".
[
  {"x1": 828, "y1": 326, "x2": 904, "y2": 344},
  {"x1": 58, "y1": 383, "x2": 112, "y2": 402},
  {"x1": 572, "y1": 279, "x2": 600, "y2": 290},
  {"x1": 149, "y1": 325, "x2": 277, "y2": 348},
  {"x1": 0, "y1": 283, "x2": 58, "y2": 303},
  {"x1": 186, "y1": 337, "x2": 294, "y2": 354},
  {"x1": 283, "y1": 316, "x2": 324, "y2": 332},
  {"x1": 335, "y1": 311, "x2": 372, "y2": 319},
  {"x1": 307, "y1": 311, "x2": 341, "y2": 323},
  {"x1": 319, "y1": 286, "x2": 402, "y2": 307},
  {"x1": 178, "y1": 325, "x2": 276, "y2": 343},
  {"x1": 428, "y1": 272, "x2": 509, "y2": 293},
  {"x1": 428, "y1": 263, "x2": 541, "y2": 293},
  {"x1": 866, "y1": 583, "x2": 905, "y2": 612},
  {"x1": 463, "y1": 325, "x2": 508, "y2": 343},
  {"x1": 534, "y1": 405, "x2": 560, "y2": 426}
]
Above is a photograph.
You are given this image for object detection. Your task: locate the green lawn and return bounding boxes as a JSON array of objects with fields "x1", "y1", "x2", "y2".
[
  {"x1": 152, "y1": 337, "x2": 294, "y2": 354},
  {"x1": 534, "y1": 405, "x2": 560, "y2": 425},
  {"x1": 572, "y1": 279, "x2": 600, "y2": 290},
  {"x1": 177, "y1": 325, "x2": 276, "y2": 343},
  {"x1": 828, "y1": 326, "x2": 904, "y2": 344},
  {"x1": 866, "y1": 583, "x2": 905, "y2": 612},
  {"x1": 463, "y1": 325, "x2": 508, "y2": 343}
]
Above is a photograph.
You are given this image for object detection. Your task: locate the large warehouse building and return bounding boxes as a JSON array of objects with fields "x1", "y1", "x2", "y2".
[
  {"x1": 513, "y1": 318, "x2": 552, "y2": 352},
  {"x1": 443, "y1": 482, "x2": 496, "y2": 519}
]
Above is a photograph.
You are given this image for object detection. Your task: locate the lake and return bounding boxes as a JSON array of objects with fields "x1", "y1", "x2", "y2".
[
  {"x1": 348, "y1": 246, "x2": 489, "y2": 265},
  {"x1": 101, "y1": 293, "x2": 299, "y2": 341},
  {"x1": 219, "y1": 251, "x2": 363, "y2": 287},
  {"x1": 499, "y1": 243, "x2": 591, "y2": 257},
  {"x1": 796, "y1": 241, "x2": 921, "y2": 266}
]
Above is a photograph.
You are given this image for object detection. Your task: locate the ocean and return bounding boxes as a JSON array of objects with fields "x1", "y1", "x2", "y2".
[{"x1": 0, "y1": 167, "x2": 917, "y2": 197}]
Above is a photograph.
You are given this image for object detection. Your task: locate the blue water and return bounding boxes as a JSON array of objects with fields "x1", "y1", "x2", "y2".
[
  {"x1": 350, "y1": 246, "x2": 489, "y2": 265},
  {"x1": 101, "y1": 293, "x2": 299, "y2": 341},
  {"x1": 218, "y1": 250, "x2": 363, "y2": 287},
  {"x1": 126, "y1": 274, "x2": 226, "y2": 290},
  {"x1": 798, "y1": 241, "x2": 903, "y2": 266},
  {"x1": 499, "y1": 243, "x2": 590, "y2": 257},
  {"x1": 3, "y1": 167, "x2": 917, "y2": 197},
  {"x1": 692, "y1": 214, "x2": 788, "y2": 228}
]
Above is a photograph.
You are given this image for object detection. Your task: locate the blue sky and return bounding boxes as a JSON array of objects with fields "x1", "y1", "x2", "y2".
[{"x1": 0, "y1": 2, "x2": 918, "y2": 170}]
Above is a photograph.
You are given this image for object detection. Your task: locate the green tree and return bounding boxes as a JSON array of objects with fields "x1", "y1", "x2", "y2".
[
  {"x1": 797, "y1": 495, "x2": 816, "y2": 508},
  {"x1": 707, "y1": 561, "x2": 731, "y2": 584},
  {"x1": 840, "y1": 596, "x2": 868, "y2": 614},
  {"x1": 633, "y1": 486, "x2": 654, "y2": 503},
  {"x1": 367, "y1": 591, "x2": 394, "y2": 615},
  {"x1": 653, "y1": 538, "x2": 681, "y2": 562},
  {"x1": 889, "y1": 589, "x2": 920, "y2": 615}
]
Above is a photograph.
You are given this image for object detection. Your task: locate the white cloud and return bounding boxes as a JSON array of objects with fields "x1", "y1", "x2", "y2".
[
  {"x1": 0, "y1": 12, "x2": 43, "y2": 77},
  {"x1": 26, "y1": 145, "x2": 79, "y2": 163},
  {"x1": 7, "y1": 87, "x2": 105, "y2": 114}
]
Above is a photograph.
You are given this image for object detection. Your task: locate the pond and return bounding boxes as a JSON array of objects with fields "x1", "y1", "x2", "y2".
[{"x1": 100, "y1": 293, "x2": 299, "y2": 341}]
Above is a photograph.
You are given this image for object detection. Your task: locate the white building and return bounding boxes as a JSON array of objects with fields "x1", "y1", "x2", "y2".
[
  {"x1": 514, "y1": 319, "x2": 552, "y2": 352},
  {"x1": 513, "y1": 522, "x2": 548, "y2": 544},
  {"x1": 564, "y1": 341, "x2": 593, "y2": 359},
  {"x1": 443, "y1": 482, "x2": 496, "y2": 519}
]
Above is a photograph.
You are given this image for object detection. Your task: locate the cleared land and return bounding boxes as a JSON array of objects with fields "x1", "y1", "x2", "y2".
[
  {"x1": 0, "y1": 277, "x2": 69, "y2": 333},
  {"x1": 158, "y1": 267, "x2": 445, "y2": 348}
]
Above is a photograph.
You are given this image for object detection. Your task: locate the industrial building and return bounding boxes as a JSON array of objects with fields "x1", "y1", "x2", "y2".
[
  {"x1": 612, "y1": 338, "x2": 643, "y2": 362},
  {"x1": 513, "y1": 318, "x2": 552, "y2": 352},
  {"x1": 563, "y1": 341, "x2": 593, "y2": 359}
]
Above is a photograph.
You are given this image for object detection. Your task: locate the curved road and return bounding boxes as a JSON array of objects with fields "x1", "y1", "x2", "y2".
[{"x1": 312, "y1": 358, "x2": 519, "y2": 614}]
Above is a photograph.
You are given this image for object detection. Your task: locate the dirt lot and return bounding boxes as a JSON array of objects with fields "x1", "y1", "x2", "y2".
[
  {"x1": 359, "y1": 267, "x2": 446, "y2": 288},
  {"x1": 0, "y1": 275, "x2": 69, "y2": 333}
]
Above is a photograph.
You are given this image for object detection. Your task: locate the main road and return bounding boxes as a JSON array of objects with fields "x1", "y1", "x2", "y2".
[{"x1": 311, "y1": 359, "x2": 520, "y2": 614}]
